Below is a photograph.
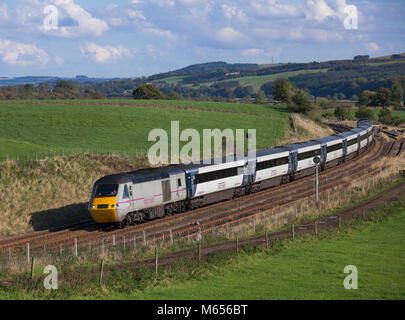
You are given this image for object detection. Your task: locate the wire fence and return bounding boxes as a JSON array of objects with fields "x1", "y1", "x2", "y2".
[{"x1": 0, "y1": 172, "x2": 393, "y2": 276}]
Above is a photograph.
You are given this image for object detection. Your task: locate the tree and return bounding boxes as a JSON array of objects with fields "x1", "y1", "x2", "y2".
[
  {"x1": 273, "y1": 79, "x2": 296, "y2": 103},
  {"x1": 374, "y1": 87, "x2": 391, "y2": 107},
  {"x1": 289, "y1": 89, "x2": 314, "y2": 114},
  {"x1": 334, "y1": 106, "x2": 351, "y2": 120},
  {"x1": 357, "y1": 90, "x2": 376, "y2": 107},
  {"x1": 132, "y1": 83, "x2": 165, "y2": 100},
  {"x1": 355, "y1": 106, "x2": 375, "y2": 120},
  {"x1": 165, "y1": 91, "x2": 183, "y2": 100},
  {"x1": 254, "y1": 90, "x2": 266, "y2": 104},
  {"x1": 391, "y1": 78, "x2": 403, "y2": 107}
]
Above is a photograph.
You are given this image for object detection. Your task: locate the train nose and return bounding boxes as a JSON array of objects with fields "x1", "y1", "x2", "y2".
[{"x1": 90, "y1": 197, "x2": 118, "y2": 223}]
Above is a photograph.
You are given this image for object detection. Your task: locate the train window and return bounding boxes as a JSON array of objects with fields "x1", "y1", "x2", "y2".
[
  {"x1": 347, "y1": 138, "x2": 357, "y2": 147},
  {"x1": 360, "y1": 134, "x2": 368, "y2": 141},
  {"x1": 95, "y1": 184, "x2": 118, "y2": 197},
  {"x1": 194, "y1": 166, "x2": 244, "y2": 184},
  {"x1": 326, "y1": 143, "x2": 343, "y2": 153},
  {"x1": 122, "y1": 185, "x2": 129, "y2": 199},
  {"x1": 297, "y1": 148, "x2": 321, "y2": 161},
  {"x1": 256, "y1": 156, "x2": 289, "y2": 171}
]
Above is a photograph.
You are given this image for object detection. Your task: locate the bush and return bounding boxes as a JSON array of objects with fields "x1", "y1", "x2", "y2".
[
  {"x1": 133, "y1": 84, "x2": 165, "y2": 100},
  {"x1": 334, "y1": 106, "x2": 351, "y2": 120},
  {"x1": 355, "y1": 106, "x2": 375, "y2": 120}
]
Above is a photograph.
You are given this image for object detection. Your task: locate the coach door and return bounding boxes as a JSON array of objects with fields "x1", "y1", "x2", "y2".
[
  {"x1": 161, "y1": 180, "x2": 172, "y2": 202},
  {"x1": 289, "y1": 151, "x2": 298, "y2": 173}
]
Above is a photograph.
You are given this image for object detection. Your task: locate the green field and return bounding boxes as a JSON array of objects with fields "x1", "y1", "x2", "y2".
[
  {"x1": 127, "y1": 205, "x2": 405, "y2": 300},
  {"x1": 0, "y1": 99, "x2": 288, "y2": 160},
  {"x1": 184, "y1": 69, "x2": 328, "y2": 90}
]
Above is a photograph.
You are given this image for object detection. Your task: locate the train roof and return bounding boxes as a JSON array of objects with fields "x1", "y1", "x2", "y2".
[
  {"x1": 312, "y1": 135, "x2": 342, "y2": 145},
  {"x1": 254, "y1": 147, "x2": 290, "y2": 158},
  {"x1": 96, "y1": 166, "x2": 184, "y2": 185},
  {"x1": 282, "y1": 140, "x2": 320, "y2": 151},
  {"x1": 337, "y1": 131, "x2": 359, "y2": 139}
]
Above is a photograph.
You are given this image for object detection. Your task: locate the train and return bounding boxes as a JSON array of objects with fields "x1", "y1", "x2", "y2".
[{"x1": 88, "y1": 119, "x2": 377, "y2": 227}]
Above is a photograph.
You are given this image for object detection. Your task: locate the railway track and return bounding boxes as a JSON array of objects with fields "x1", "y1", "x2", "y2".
[{"x1": 0, "y1": 134, "x2": 396, "y2": 254}]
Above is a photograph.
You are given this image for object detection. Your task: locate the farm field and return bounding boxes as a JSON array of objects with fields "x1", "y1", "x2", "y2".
[
  {"x1": 183, "y1": 69, "x2": 328, "y2": 90},
  {"x1": 0, "y1": 99, "x2": 289, "y2": 161},
  {"x1": 124, "y1": 203, "x2": 405, "y2": 300}
]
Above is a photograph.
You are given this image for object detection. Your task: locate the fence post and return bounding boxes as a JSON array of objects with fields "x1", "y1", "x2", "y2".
[
  {"x1": 60, "y1": 243, "x2": 62, "y2": 255},
  {"x1": 170, "y1": 229, "x2": 173, "y2": 245},
  {"x1": 265, "y1": 231, "x2": 269, "y2": 249},
  {"x1": 8, "y1": 247, "x2": 11, "y2": 261},
  {"x1": 143, "y1": 231, "x2": 146, "y2": 246},
  {"x1": 253, "y1": 217, "x2": 256, "y2": 233},
  {"x1": 27, "y1": 242, "x2": 30, "y2": 264},
  {"x1": 102, "y1": 239, "x2": 105, "y2": 255},
  {"x1": 74, "y1": 238, "x2": 78, "y2": 257},
  {"x1": 291, "y1": 223, "x2": 295, "y2": 239},
  {"x1": 133, "y1": 234, "x2": 136, "y2": 250},
  {"x1": 236, "y1": 236, "x2": 239, "y2": 255},
  {"x1": 338, "y1": 216, "x2": 342, "y2": 229},
  {"x1": 99, "y1": 258, "x2": 104, "y2": 286},
  {"x1": 314, "y1": 221, "x2": 318, "y2": 235},
  {"x1": 112, "y1": 234, "x2": 116, "y2": 246},
  {"x1": 198, "y1": 240, "x2": 201, "y2": 262},
  {"x1": 155, "y1": 247, "x2": 158, "y2": 275},
  {"x1": 89, "y1": 240, "x2": 91, "y2": 253},
  {"x1": 123, "y1": 236, "x2": 126, "y2": 250},
  {"x1": 30, "y1": 256, "x2": 35, "y2": 280}
]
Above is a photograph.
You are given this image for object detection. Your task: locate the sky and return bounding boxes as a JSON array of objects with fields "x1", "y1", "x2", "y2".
[{"x1": 0, "y1": 0, "x2": 404, "y2": 78}]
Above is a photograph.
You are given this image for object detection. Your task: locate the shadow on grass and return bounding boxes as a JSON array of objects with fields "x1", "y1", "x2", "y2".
[{"x1": 29, "y1": 202, "x2": 93, "y2": 232}]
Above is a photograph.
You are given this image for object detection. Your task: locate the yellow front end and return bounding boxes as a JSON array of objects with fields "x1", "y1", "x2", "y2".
[{"x1": 90, "y1": 196, "x2": 118, "y2": 223}]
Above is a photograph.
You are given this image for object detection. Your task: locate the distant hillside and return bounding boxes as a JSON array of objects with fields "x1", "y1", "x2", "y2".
[{"x1": 1, "y1": 53, "x2": 404, "y2": 101}]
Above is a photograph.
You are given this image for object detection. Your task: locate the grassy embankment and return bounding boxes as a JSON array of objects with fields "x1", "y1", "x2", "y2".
[
  {"x1": 1, "y1": 180, "x2": 404, "y2": 300},
  {"x1": 0, "y1": 99, "x2": 335, "y2": 237}
]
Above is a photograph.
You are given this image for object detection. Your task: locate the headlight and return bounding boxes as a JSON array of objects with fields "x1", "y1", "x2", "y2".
[{"x1": 92, "y1": 205, "x2": 95, "y2": 209}]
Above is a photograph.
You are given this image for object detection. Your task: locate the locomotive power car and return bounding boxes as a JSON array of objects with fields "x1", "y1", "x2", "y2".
[{"x1": 89, "y1": 120, "x2": 376, "y2": 227}]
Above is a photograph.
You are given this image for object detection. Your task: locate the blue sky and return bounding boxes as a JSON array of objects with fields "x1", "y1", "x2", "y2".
[{"x1": 0, "y1": 0, "x2": 404, "y2": 78}]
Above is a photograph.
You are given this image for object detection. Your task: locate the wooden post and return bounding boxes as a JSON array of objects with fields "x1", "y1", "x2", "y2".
[
  {"x1": 102, "y1": 239, "x2": 105, "y2": 255},
  {"x1": 155, "y1": 247, "x2": 158, "y2": 275},
  {"x1": 291, "y1": 223, "x2": 295, "y2": 239},
  {"x1": 314, "y1": 221, "x2": 318, "y2": 235},
  {"x1": 265, "y1": 231, "x2": 269, "y2": 249},
  {"x1": 133, "y1": 234, "x2": 136, "y2": 249},
  {"x1": 338, "y1": 216, "x2": 342, "y2": 229},
  {"x1": 236, "y1": 236, "x2": 239, "y2": 254},
  {"x1": 99, "y1": 258, "x2": 104, "y2": 286},
  {"x1": 198, "y1": 240, "x2": 201, "y2": 262},
  {"x1": 362, "y1": 210, "x2": 366, "y2": 220},
  {"x1": 74, "y1": 238, "x2": 78, "y2": 257},
  {"x1": 89, "y1": 240, "x2": 91, "y2": 253},
  {"x1": 60, "y1": 243, "x2": 62, "y2": 255},
  {"x1": 170, "y1": 229, "x2": 173, "y2": 245},
  {"x1": 143, "y1": 231, "x2": 146, "y2": 246},
  {"x1": 30, "y1": 256, "x2": 35, "y2": 280},
  {"x1": 112, "y1": 234, "x2": 116, "y2": 246},
  {"x1": 253, "y1": 217, "x2": 256, "y2": 233},
  {"x1": 123, "y1": 236, "x2": 126, "y2": 250},
  {"x1": 27, "y1": 242, "x2": 30, "y2": 264},
  {"x1": 8, "y1": 247, "x2": 11, "y2": 261}
]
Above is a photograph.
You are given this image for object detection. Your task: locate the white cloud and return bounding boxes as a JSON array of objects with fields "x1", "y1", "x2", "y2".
[
  {"x1": 0, "y1": 39, "x2": 49, "y2": 66},
  {"x1": 80, "y1": 42, "x2": 133, "y2": 64},
  {"x1": 38, "y1": 0, "x2": 109, "y2": 37},
  {"x1": 0, "y1": 2, "x2": 7, "y2": 21},
  {"x1": 216, "y1": 27, "x2": 244, "y2": 43},
  {"x1": 55, "y1": 56, "x2": 64, "y2": 65},
  {"x1": 366, "y1": 42, "x2": 380, "y2": 53},
  {"x1": 252, "y1": 0, "x2": 301, "y2": 18}
]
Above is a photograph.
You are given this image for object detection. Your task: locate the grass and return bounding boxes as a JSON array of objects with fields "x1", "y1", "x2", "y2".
[
  {"x1": 187, "y1": 69, "x2": 328, "y2": 90},
  {"x1": 0, "y1": 99, "x2": 289, "y2": 161},
  {"x1": 1, "y1": 189, "x2": 404, "y2": 300}
]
